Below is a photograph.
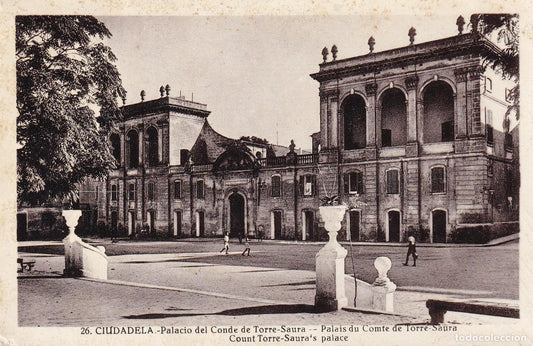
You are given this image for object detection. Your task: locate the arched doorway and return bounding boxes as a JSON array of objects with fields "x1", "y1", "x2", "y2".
[
  {"x1": 127, "y1": 211, "x2": 135, "y2": 235},
  {"x1": 147, "y1": 210, "x2": 155, "y2": 235},
  {"x1": 173, "y1": 210, "x2": 182, "y2": 237},
  {"x1": 432, "y1": 209, "x2": 447, "y2": 243},
  {"x1": 302, "y1": 210, "x2": 314, "y2": 240},
  {"x1": 387, "y1": 210, "x2": 400, "y2": 242},
  {"x1": 229, "y1": 192, "x2": 245, "y2": 238},
  {"x1": 349, "y1": 210, "x2": 360, "y2": 241}
]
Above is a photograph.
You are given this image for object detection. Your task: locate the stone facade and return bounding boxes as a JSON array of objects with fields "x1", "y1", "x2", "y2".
[{"x1": 80, "y1": 29, "x2": 518, "y2": 243}]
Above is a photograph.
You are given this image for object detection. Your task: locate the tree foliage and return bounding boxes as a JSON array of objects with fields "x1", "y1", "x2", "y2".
[
  {"x1": 16, "y1": 16, "x2": 125, "y2": 205},
  {"x1": 472, "y1": 14, "x2": 519, "y2": 119}
]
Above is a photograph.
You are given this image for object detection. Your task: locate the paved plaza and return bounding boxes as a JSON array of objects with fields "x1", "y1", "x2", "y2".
[{"x1": 18, "y1": 238, "x2": 519, "y2": 326}]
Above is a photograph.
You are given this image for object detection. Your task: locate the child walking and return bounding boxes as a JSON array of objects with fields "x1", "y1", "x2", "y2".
[
  {"x1": 403, "y1": 235, "x2": 418, "y2": 266},
  {"x1": 241, "y1": 237, "x2": 251, "y2": 256},
  {"x1": 220, "y1": 232, "x2": 230, "y2": 254}
]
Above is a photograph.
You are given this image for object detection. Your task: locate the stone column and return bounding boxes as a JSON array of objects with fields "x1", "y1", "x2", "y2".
[
  {"x1": 315, "y1": 205, "x2": 348, "y2": 311},
  {"x1": 454, "y1": 68, "x2": 468, "y2": 139},
  {"x1": 330, "y1": 95, "x2": 339, "y2": 148},
  {"x1": 137, "y1": 123, "x2": 144, "y2": 166},
  {"x1": 405, "y1": 76, "x2": 419, "y2": 143},
  {"x1": 365, "y1": 83, "x2": 377, "y2": 147},
  {"x1": 468, "y1": 66, "x2": 483, "y2": 136},
  {"x1": 319, "y1": 91, "x2": 329, "y2": 149}
]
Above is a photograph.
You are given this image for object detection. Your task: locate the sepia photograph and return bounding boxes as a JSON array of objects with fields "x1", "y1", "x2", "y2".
[{"x1": 2, "y1": 2, "x2": 531, "y2": 345}]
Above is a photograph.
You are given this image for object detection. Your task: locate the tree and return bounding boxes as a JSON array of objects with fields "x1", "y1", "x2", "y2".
[
  {"x1": 472, "y1": 14, "x2": 519, "y2": 119},
  {"x1": 16, "y1": 16, "x2": 125, "y2": 205}
]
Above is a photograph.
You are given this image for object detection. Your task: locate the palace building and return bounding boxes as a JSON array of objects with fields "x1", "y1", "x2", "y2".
[{"x1": 74, "y1": 17, "x2": 518, "y2": 243}]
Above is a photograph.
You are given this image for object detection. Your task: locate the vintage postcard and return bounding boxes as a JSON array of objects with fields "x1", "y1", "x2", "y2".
[{"x1": 1, "y1": 1, "x2": 531, "y2": 345}]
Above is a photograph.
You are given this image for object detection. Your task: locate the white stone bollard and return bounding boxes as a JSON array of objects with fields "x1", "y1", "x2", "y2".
[
  {"x1": 371, "y1": 257, "x2": 396, "y2": 312},
  {"x1": 63, "y1": 210, "x2": 108, "y2": 279},
  {"x1": 315, "y1": 205, "x2": 348, "y2": 311}
]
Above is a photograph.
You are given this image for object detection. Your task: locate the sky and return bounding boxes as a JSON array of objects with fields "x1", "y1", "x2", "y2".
[{"x1": 99, "y1": 15, "x2": 469, "y2": 150}]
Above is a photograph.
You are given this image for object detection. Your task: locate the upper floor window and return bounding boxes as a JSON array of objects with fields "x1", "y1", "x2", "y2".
[
  {"x1": 431, "y1": 167, "x2": 446, "y2": 194},
  {"x1": 271, "y1": 175, "x2": 281, "y2": 197},
  {"x1": 196, "y1": 180, "x2": 205, "y2": 199},
  {"x1": 344, "y1": 171, "x2": 364, "y2": 195},
  {"x1": 486, "y1": 109, "x2": 494, "y2": 146},
  {"x1": 128, "y1": 183, "x2": 136, "y2": 201},
  {"x1": 110, "y1": 133, "x2": 121, "y2": 165},
  {"x1": 505, "y1": 133, "x2": 514, "y2": 151},
  {"x1": 300, "y1": 174, "x2": 316, "y2": 196},
  {"x1": 111, "y1": 184, "x2": 118, "y2": 201},
  {"x1": 386, "y1": 169, "x2": 399, "y2": 194},
  {"x1": 484, "y1": 77, "x2": 492, "y2": 93},
  {"x1": 146, "y1": 127, "x2": 159, "y2": 167},
  {"x1": 174, "y1": 180, "x2": 182, "y2": 199},
  {"x1": 147, "y1": 182, "x2": 155, "y2": 201},
  {"x1": 127, "y1": 130, "x2": 139, "y2": 168}
]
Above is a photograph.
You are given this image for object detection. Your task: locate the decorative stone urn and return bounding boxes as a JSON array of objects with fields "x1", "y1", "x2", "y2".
[
  {"x1": 315, "y1": 205, "x2": 348, "y2": 311},
  {"x1": 63, "y1": 210, "x2": 108, "y2": 279}
]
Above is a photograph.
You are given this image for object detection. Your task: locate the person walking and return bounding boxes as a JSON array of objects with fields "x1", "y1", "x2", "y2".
[
  {"x1": 220, "y1": 232, "x2": 230, "y2": 254},
  {"x1": 241, "y1": 237, "x2": 251, "y2": 256},
  {"x1": 403, "y1": 235, "x2": 418, "y2": 266}
]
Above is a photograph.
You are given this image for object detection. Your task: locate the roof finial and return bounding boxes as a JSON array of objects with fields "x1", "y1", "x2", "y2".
[
  {"x1": 408, "y1": 27, "x2": 416, "y2": 45},
  {"x1": 159, "y1": 86, "x2": 165, "y2": 97},
  {"x1": 456, "y1": 15, "x2": 465, "y2": 35},
  {"x1": 368, "y1": 36, "x2": 375, "y2": 53},
  {"x1": 165, "y1": 84, "x2": 171, "y2": 96},
  {"x1": 140, "y1": 90, "x2": 145, "y2": 102},
  {"x1": 470, "y1": 14, "x2": 480, "y2": 34},
  {"x1": 331, "y1": 45, "x2": 338, "y2": 61},
  {"x1": 321, "y1": 47, "x2": 329, "y2": 62}
]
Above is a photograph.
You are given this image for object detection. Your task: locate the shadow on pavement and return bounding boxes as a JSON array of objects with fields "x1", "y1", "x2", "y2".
[
  {"x1": 261, "y1": 280, "x2": 315, "y2": 287},
  {"x1": 123, "y1": 304, "x2": 318, "y2": 319}
]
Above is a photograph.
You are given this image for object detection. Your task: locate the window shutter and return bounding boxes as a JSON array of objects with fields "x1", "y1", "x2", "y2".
[
  {"x1": 311, "y1": 175, "x2": 316, "y2": 196},
  {"x1": 299, "y1": 176, "x2": 304, "y2": 196},
  {"x1": 343, "y1": 173, "x2": 349, "y2": 194},
  {"x1": 357, "y1": 172, "x2": 364, "y2": 194}
]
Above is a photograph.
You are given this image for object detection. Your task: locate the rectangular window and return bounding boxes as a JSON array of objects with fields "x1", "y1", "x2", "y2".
[
  {"x1": 344, "y1": 172, "x2": 364, "y2": 195},
  {"x1": 300, "y1": 175, "x2": 316, "y2": 196},
  {"x1": 486, "y1": 125, "x2": 494, "y2": 145},
  {"x1": 382, "y1": 129, "x2": 392, "y2": 147},
  {"x1": 505, "y1": 133, "x2": 513, "y2": 151},
  {"x1": 386, "y1": 170, "x2": 399, "y2": 194},
  {"x1": 128, "y1": 183, "x2": 135, "y2": 201},
  {"x1": 271, "y1": 176, "x2": 281, "y2": 197},
  {"x1": 431, "y1": 167, "x2": 445, "y2": 193},
  {"x1": 484, "y1": 77, "x2": 492, "y2": 92},
  {"x1": 441, "y1": 121, "x2": 454, "y2": 142},
  {"x1": 174, "y1": 180, "x2": 182, "y2": 199},
  {"x1": 111, "y1": 184, "x2": 118, "y2": 201},
  {"x1": 147, "y1": 183, "x2": 155, "y2": 201},
  {"x1": 196, "y1": 180, "x2": 204, "y2": 199}
]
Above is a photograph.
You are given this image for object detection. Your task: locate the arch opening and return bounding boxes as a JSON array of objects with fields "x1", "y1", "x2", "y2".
[
  {"x1": 423, "y1": 81, "x2": 454, "y2": 143},
  {"x1": 342, "y1": 95, "x2": 366, "y2": 150},
  {"x1": 380, "y1": 88, "x2": 407, "y2": 147}
]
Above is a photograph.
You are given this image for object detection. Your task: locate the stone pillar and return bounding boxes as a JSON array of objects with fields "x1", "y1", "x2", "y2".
[
  {"x1": 405, "y1": 76, "x2": 418, "y2": 143},
  {"x1": 315, "y1": 205, "x2": 348, "y2": 311},
  {"x1": 319, "y1": 91, "x2": 329, "y2": 149},
  {"x1": 119, "y1": 125, "x2": 125, "y2": 168},
  {"x1": 365, "y1": 83, "x2": 377, "y2": 147},
  {"x1": 371, "y1": 257, "x2": 396, "y2": 312},
  {"x1": 454, "y1": 68, "x2": 468, "y2": 139},
  {"x1": 137, "y1": 123, "x2": 144, "y2": 166},
  {"x1": 63, "y1": 210, "x2": 108, "y2": 280},
  {"x1": 468, "y1": 66, "x2": 483, "y2": 136},
  {"x1": 416, "y1": 98, "x2": 424, "y2": 144},
  {"x1": 330, "y1": 96, "x2": 339, "y2": 148}
]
